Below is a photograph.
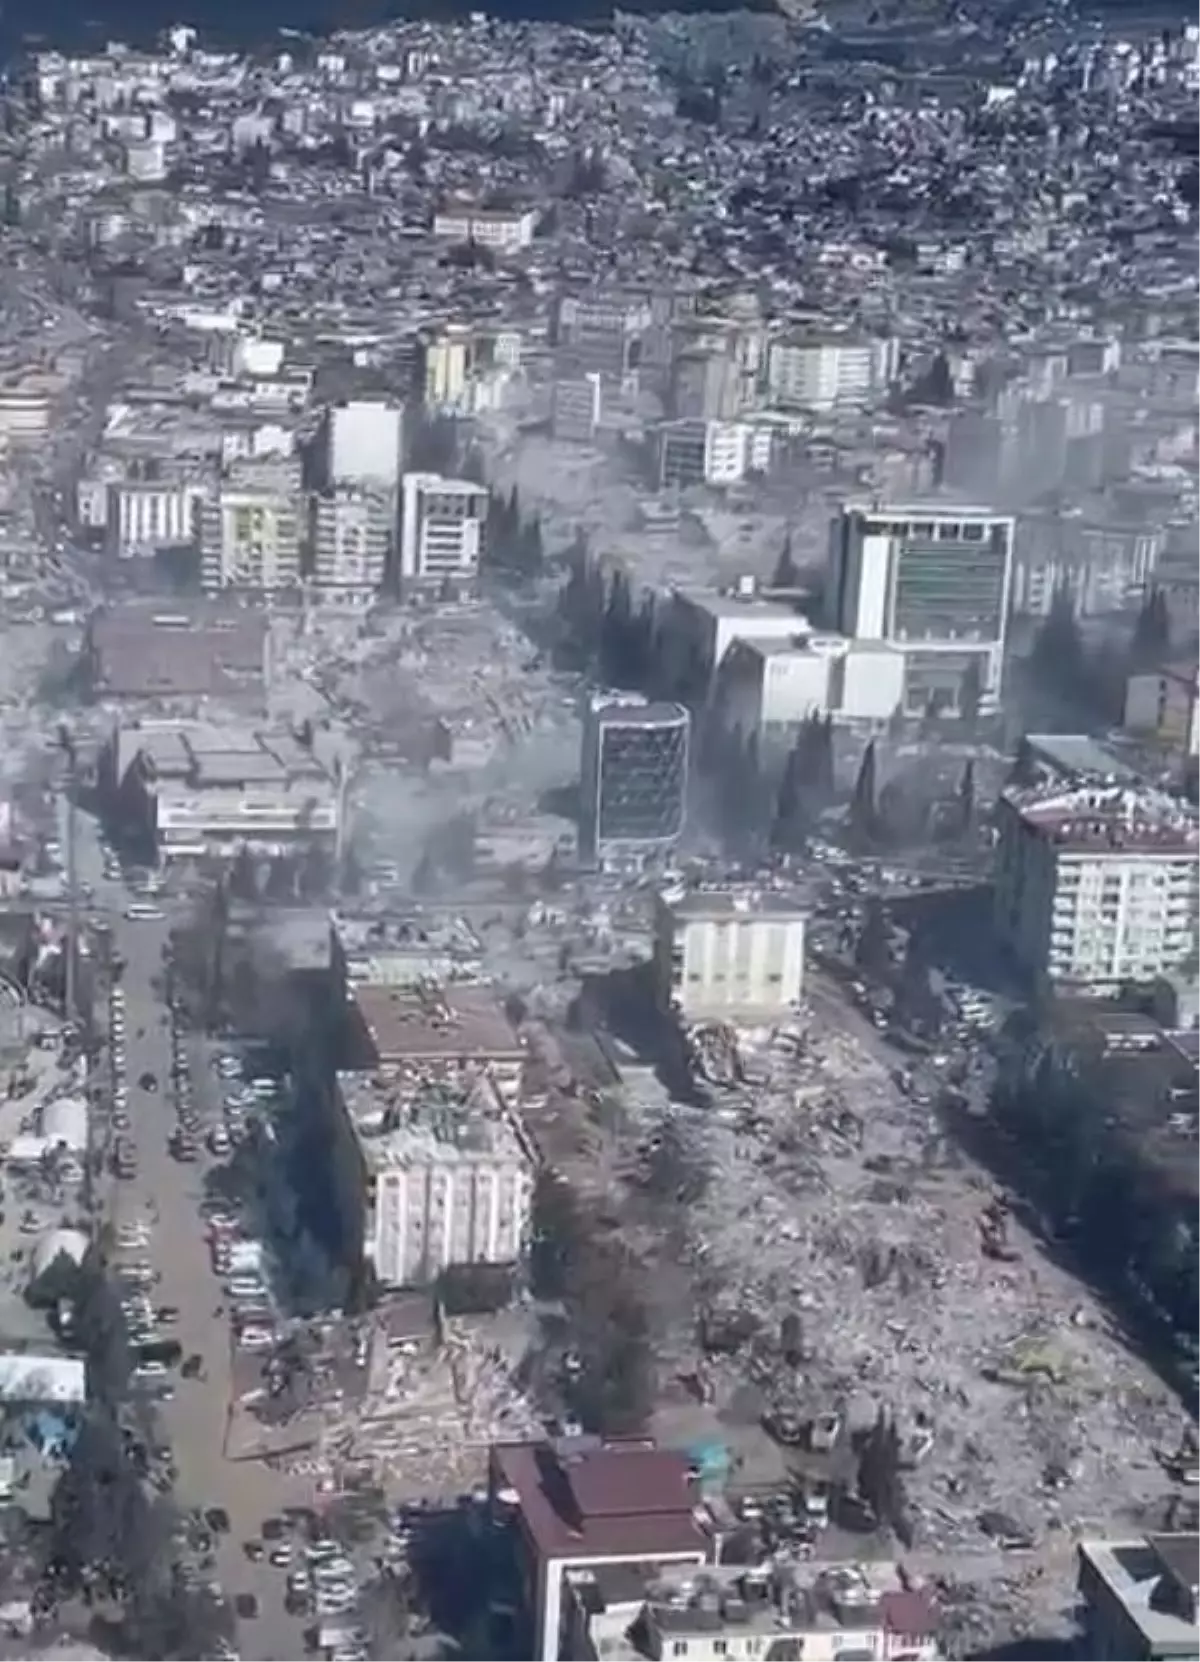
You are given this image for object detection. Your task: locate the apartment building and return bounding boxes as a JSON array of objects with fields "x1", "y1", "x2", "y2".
[
  {"x1": 398, "y1": 472, "x2": 488, "y2": 596},
  {"x1": 310, "y1": 486, "x2": 391, "y2": 607},
  {"x1": 324, "y1": 399, "x2": 403, "y2": 491},
  {"x1": 554, "y1": 294, "x2": 653, "y2": 383},
  {"x1": 766, "y1": 333, "x2": 896, "y2": 413},
  {"x1": 200, "y1": 462, "x2": 301, "y2": 594},
  {"x1": 106, "y1": 479, "x2": 205, "y2": 558},
  {"x1": 431, "y1": 203, "x2": 538, "y2": 253},
  {"x1": 654, "y1": 888, "x2": 807, "y2": 1022},
  {"x1": 1124, "y1": 662, "x2": 1199, "y2": 758},
  {"x1": 568, "y1": 1560, "x2": 941, "y2": 1662},
  {"x1": 653, "y1": 419, "x2": 772, "y2": 489},
  {"x1": 826, "y1": 504, "x2": 1015, "y2": 712},
  {"x1": 994, "y1": 783, "x2": 1199, "y2": 991},
  {"x1": 332, "y1": 1068, "x2": 534, "y2": 1289},
  {"x1": 1076, "y1": 1533, "x2": 1198, "y2": 1661},
  {"x1": 489, "y1": 1438, "x2": 717, "y2": 1662}
]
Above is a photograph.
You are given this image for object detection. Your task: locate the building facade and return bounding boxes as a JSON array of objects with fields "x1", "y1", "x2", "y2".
[
  {"x1": 334, "y1": 1069, "x2": 534, "y2": 1289},
  {"x1": 1076, "y1": 1534, "x2": 1198, "y2": 1661},
  {"x1": 655, "y1": 888, "x2": 807, "y2": 1022},
  {"x1": 431, "y1": 205, "x2": 538, "y2": 252},
  {"x1": 1124, "y1": 663, "x2": 1199, "y2": 758},
  {"x1": 325, "y1": 399, "x2": 403, "y2": 492},
  {"x1": 766, "y1": 334, "x2": 896, "y2": 412},
  {"x1": 826, "y1": 504, "x2": 1015, "y2": 712},
  {"x1": 398, "y1": 472, "x2": 488, "y2": 595},
  {"x1": 310, "y1": 486, "x2": 391, "y2": 607},
  {"x1": 200, "y1": 464, "x2": 302, "y2": 594},
  {"x1": 106, "y1": 480, "x2": 204, "y2": 559},
  {"x1": 994, "y1": 783, "x2": 1199, "y2": 991},
  {"x1": 580, "y1": 696, "x2": 689, "y2": 867}
]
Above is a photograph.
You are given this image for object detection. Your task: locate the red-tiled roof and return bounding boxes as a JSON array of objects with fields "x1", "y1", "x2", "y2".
[{"x1": 492, "y1": 1440, "x2": 711, "y2": 1564}]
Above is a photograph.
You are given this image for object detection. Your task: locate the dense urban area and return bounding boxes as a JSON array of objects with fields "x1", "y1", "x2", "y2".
[{"x1": 0, "y1": 1, "x2": 1193, "y2": 1659}]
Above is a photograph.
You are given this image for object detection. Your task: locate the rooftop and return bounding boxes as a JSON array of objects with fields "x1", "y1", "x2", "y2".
[
  {"x1": 491, "y1": 1437, "x2": 713, "y2": 1564},
  {"x1": 664, "y1": 886, "x2": 808, "y2": 923},
  {"x1": 1079, "y1": 1534, "x2": 1199, "y2": 1652},
  {"x1": 1024, "y1": 733, "x2": 1141, "y2": 786},
  {"x1": 88, "y1": 600, "x2": 267, "y2": 700},
  {"x1": 337, "y1": 1070, "x2": 532, "y2": 1175},
  {"x1": 1009, "y1": 784, "x2": 1199, "y2": 857},
  {"x1": 350, "y1": 982, "x2": 523, "y2": 1068}
]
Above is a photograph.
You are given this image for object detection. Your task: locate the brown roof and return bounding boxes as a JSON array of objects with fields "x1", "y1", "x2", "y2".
[
  {"x1": 353, "y1": 983, "x2": 523, "y2": 1066},
  {"x1": 90, "y1": 603, "x2": 267, "y2": 698},
  {"x1": 491, "y1": 1440, "x2": 712, "y2": 1564},
  {"x1": 879, "y1": 1589, "x2": 938, "y2": 1638}
]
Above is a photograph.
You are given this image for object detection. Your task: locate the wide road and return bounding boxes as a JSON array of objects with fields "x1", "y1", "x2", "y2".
[{"x1": 91, "y1": 865, "x2": 310, "y2": 1659}]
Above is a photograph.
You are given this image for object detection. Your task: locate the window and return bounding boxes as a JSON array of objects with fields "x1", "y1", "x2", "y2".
[
  {"x1": 713, "y1": 1644, "x2": 728, "y2": 1658},
  {"x1": 672, "y1": 1645, "x2": 688, "y2": 1658}
]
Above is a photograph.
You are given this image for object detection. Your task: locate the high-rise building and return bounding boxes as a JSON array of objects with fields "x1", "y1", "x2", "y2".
[
  {"x1": 826, "y1": 503, "x2": 1015, "y2": 713},
  {"x1": 580, "y1": 695, "x2": 689, "y2": 867},
  {"x1": 200, "y1": 462, "x2": 302, "y2": 595},
  {"x1": 310, "y1": 486, "x2": 391, "y2": 607},
  {"x1": 551, "y1": 373, "x2": 602, "y2": 443},
  {"x1": 324, "y1": 399, "x2": 404, "y2": 491},
  {"x1": 398, "y1": 472, "x2": 488, "y2": 596},
  {"x1": 994, "y1": 781, "x2": 1199, "y2": 992}
]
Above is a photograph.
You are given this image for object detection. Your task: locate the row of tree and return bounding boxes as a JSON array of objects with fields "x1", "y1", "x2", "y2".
[
  {"x1": 1030, "y1": 584, "x2": 1177, "y2": 725},
  {"x1": 530, "y1": 1172, "x2": 654, "y2": 1435}
]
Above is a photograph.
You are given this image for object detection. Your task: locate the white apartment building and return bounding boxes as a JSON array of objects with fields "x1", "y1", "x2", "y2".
[
  {"x1": 310, "y1": 487, "x2": 391, "y2": 607},
  {"x1": 200, "y1": 464, "x2": 301, "y2": 594},
  {"x1": 655, "y1": 419, "x2": 773, "y2": 489},
  {"x1": 1124, "y1": 663, "x2": 1200, "y2": 757},
  {"x1": 325, "y1": 399, "x2": 403, "y2": 491},
  {"x1": 827, "y1": 504, "x2": 1015, "y2": 712},
  {"x1": 398, "y1": 472, "x2": 488, "y2": 595},
  {"x1": 431, "y1": 204, "x2": 538, "y2": 253},
  {"x1": 994, "y1": 783, "x2": 1199, "y2": 992},
  {"x1": 106, "y1": 480, "x2": 205, "y2": 558},
  {"x1": 655, "y1": 888, "x2": 807, "y2": 1022},
  {"x1": 660, "y1": 586, "x2": 818, "y2": 691},
  {"x1": 574, "y1": 1561, "x2": 941, "y2": 1662},
  {"x1": 334, "y1": 1070, "x2": 534, "y2": 1288},
  {"x1": 421, "y1": 326, "x2": 474, "y2": 412},
  {"x1": 716, "y1": 632, "x2": 906, "y2": 744},
  {"x1": 766, "y1": 334, "x2": 896, "y2": 412}
]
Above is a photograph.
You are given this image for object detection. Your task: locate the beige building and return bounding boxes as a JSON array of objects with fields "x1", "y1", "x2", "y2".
[
  {"x1": 200, "y1": 462, "x2": 301, "y2": 594},
  {"x1": 994, "y1": 784, "x2": 1199, "y2": 991},
  {"x1": 431, "y1": 204, "x2": 538, "y2": 253},
  {"x1": 1124, "y1": 662, "x2": 1199, "y2": 758},
  {"x1": 655, "y1": 888, "x2": 807, "y2": 1022},
  {"x1": 329, "y1": 980, "x2": 532, "y2": 1288}
]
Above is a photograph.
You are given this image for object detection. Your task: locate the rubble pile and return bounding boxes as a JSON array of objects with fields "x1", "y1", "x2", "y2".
[{"x1": 623, "y1": 1011, "x2": 1185, "y2": 1563}]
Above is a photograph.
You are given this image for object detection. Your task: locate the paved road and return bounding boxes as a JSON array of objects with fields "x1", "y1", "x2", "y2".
[{"x1": 67, "y1": 792, "x2": 312, "y2": 1659}]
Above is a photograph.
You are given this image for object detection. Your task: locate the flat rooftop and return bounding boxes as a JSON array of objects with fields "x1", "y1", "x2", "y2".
[
  {"x1": 665, "y1": 887, "x2": 808, "y2": 922},
  {"x1": 350, "y1": 982, "x2": 523, "y2": 1067},
  {"x1": 116, "y1": 720, "x2": 332, "y2": 789},
  {"x1": 337, "y1": 1071, "x2": 531, "y2": 1174},
  {"x1": 1079, "y1": 1534, "x2": 1198, "y2": 1653},
  {"x1": 1011, "y1": 784, "x2": 1199, "y2": 857},
  {"x1": 88, "y1": 600, "x2": 267, "y2": 700},
  {"x1": 1025, "y1": 733, "x2": 1140, "y2": 785}
]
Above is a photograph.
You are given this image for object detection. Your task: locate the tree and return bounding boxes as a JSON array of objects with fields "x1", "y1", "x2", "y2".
[
  {"x1": 850, "y1": 740, "x2": 877, "y2": 840},
  {"x1": 895, "y1": 930, "x2": 940, "y2": 1035},
  {"x1": 1031, "y1": 583, "x2": 1085, "y2": 699},
  {"x1": 772, "y1": 534, "x2": 799, "y2": 588},
  {"x1": 959, "y1": 657, "x2": 984, "y2": 731},
  {"x1": 857, "y1": 1410, "x2": 910, "y2": 1541},
  {"x1": 957, "y1": 758, "x2": 977, "y2": 838},
  {"x1": 1131, "y1": 587, "x2": 1171, "y2": 666},
  {"x1": 855, "y1": 898, "x2": 892, "y2": 979}
]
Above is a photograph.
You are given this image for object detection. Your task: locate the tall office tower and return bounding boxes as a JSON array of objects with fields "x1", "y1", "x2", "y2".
[
  {"x1": 200, "y1": 462, "x2": 302, "y2": 595},
  {"x1": 580, "y1": 695, "x2": 690, "y2": 868},
  {"x1": 324, "y1": 399, "x2": 404, "y2": 491},
  {"x1": 398, "y1": 472, "x2": 488, "y2": 596},
  {"x1": 826, "y1": 503, "x2": 1016, "y2": 714},
  {"x1": 310, "y1": 486, "x2": 391, "y2": 607}
]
